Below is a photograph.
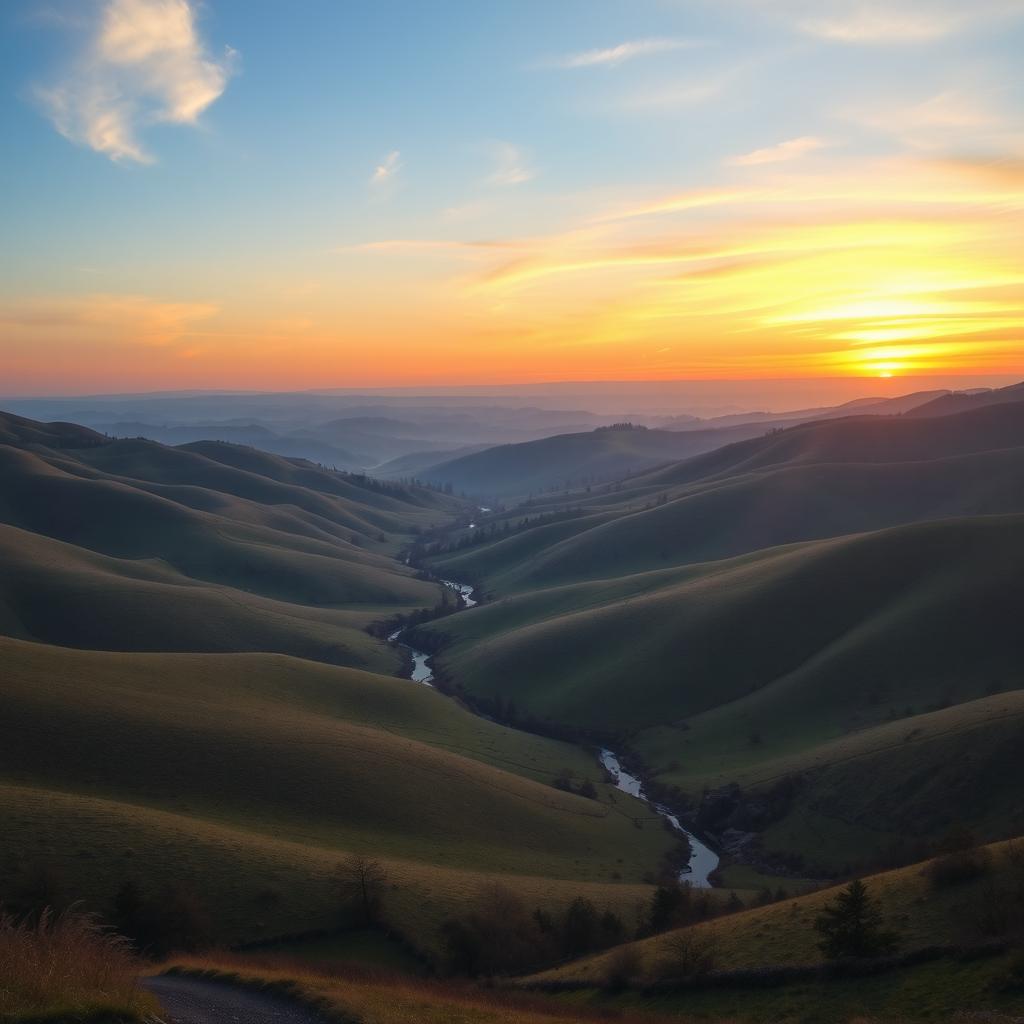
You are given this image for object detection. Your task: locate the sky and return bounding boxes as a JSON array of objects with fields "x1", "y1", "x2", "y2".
[{"x1": 1, "y1": 0, "x2": 1023, "y2": 395}]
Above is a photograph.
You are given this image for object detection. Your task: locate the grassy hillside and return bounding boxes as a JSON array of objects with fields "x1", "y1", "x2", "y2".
[
  {"x1": 907, "y1": 379, "x2": 1024, "y2": 418},
  {"x1": 433, "y1": 445, "x2": 1024, "y2": 593},
  {"x1": 0, "y1": 412, "x2": 468, "y2": 670},
  {"x1": 427, "y1": 399, "x2": 1024, "y2": 596},
  {"x1": 0, "y1": 637, "x2": 678, "y2": 949},
  {"x1": 150, "y1": 840, "x2": 1024, "y2": 1024},
  {"x1": 535, "y1": 838, "x2": 1024, "y2": 982},
  {"x1": 422, "y1": 515, "x2": 1024, "y2": 735},
  {"x1": 419, "y1": 514, "x2": 1024, "y2": 863},
  {"x1": 414, "y1": 423, "x2": 792, "y2": 499}
]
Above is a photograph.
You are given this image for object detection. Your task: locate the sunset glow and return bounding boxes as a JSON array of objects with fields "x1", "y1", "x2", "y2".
[{"x1": 2, "y1": 0, "x2": 1023, "y2": 393}]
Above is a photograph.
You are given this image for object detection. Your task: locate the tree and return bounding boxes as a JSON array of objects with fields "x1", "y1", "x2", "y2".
[
  {"x1": 334, "y1": 855, "x2": 388, "y2": 926},
  {"x1": 654, "y1": 928, "x2": 718, "y2": 982},
  {"x1": 814, "y1": 879, "x2": 899, "y2": 959}
]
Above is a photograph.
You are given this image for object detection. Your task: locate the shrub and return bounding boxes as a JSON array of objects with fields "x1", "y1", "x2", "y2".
[
  {"x1": 602, "y1": 944, "x2": 643, "y2": 991},
  {"x1": 925, "y1": 846, "x2": 992, "y2": 890},
  {"x1": 113, "y1": 880, "x2": 213, "y2": 957},
  {"x1": 653, "y1": 928, "x2": 718, "y2": 982},
  {"x1": 0, "y1": 907, "x2": 153, "y2": 1019}
]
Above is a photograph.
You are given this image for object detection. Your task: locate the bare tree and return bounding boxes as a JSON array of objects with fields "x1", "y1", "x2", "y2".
[{"x1": 333, "y1": 855, "x2": 388, "y2": 926}]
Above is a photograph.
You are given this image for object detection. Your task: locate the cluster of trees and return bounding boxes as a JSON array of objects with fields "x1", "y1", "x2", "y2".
[
  {"x1": 551, "y1": 770, "x2": 598, "y2": 800},
  {"x1": 440, "y1": 887, "x2": 627, "y2": 976},
  {"x1": 439, "y1": 879, "x2": 732, "y2": 978},
  {"x1": 1, "y1": 864, "x2": 213, "y2": 960}
]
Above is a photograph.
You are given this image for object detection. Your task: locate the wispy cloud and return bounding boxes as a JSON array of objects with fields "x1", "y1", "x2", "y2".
[
  {"x1": 0, "y1": 293, "x2": 219, "y2": 346},
  {"x1": 548, "y1": 37, "x2": 700, "y2": 69},
  {"x1": 486, "y1": 141, "x2": 533, "y2": 186},
  {"x1": 35, "y1": 0, "x2": 236, "y2": 164},
  {"x1": 844, "y1": 90, "x2": 1013, "y2": 151},
  {"x1": 748, "y1": 0, "x2": 1024, "y2": 44},
  {"x1": 370, "y1": 150, "x2": 402, "y2": 186},
  {"x1": 730, "y1": 136, "x2": 830, "y2": 165}
]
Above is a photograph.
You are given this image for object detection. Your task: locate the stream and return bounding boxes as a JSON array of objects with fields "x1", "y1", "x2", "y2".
[{"x1": 389, "y1": 573, "x2": 719, "y2": 887}]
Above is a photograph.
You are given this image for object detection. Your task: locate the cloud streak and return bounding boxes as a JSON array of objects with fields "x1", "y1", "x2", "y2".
[
  {"x1": 370, "y1": 150, "x2": 402, "y2": 186},
  {"x1": 36, "y1": 0, "x2": 236, "y2": 164},
  {"x1": 730, "y1": 136, "x2": 830, "y2": 165},
  {"x1": 746, "y1": 0, "x2": 1024, "y2": 44},
  {"x1": 486, "y1": 141, "x2": 533, "y2": 186},
  {"x1": 549, "y1": 37, "x2": 700, "y2": 69}
]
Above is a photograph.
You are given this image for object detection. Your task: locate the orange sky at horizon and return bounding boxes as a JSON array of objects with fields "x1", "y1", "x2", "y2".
[{"x1": 5, "y1": 152, "x2": 1023, "y2": 396}]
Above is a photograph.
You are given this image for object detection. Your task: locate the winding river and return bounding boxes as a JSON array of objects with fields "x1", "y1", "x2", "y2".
[{"x1": 390, "y1": 574, "x2": 719, "y2": 887}]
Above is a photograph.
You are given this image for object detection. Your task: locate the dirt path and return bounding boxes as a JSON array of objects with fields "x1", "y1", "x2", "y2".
[{"x1": 143, "y1": 974, "x2": 329, "y2": 1024}]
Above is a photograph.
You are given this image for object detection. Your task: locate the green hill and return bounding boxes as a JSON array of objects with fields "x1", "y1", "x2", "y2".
[
  {"x1": 523, "y1": 839, "x2": 1024, "y2": 1024},
  {"x1": 414, "y1": 422, "x2": 790, "y2": 499},
  {"x1": 0, "y1": 637, "x2": 677, "y2": 949},
  {"x1": 420, "y1": 513, "x2": 1024, "y2": 865},
  {"x1": 423, "y1": 515, "x2": 1024, "y2": 734},
  {"x1": 0, "y1": 411, "x2": 680, "y2": 951},
  {"x1": 0, "y1": 413, "x2": 469, "y2": 669},
  {"x1": 427, "y1": 399, "x2": 1024, "y2": 592}
]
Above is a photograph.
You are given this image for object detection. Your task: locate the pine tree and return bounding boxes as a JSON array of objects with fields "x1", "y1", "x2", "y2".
[{"x1": 814, "y1": 879, "x2": 899, "y2": 959}]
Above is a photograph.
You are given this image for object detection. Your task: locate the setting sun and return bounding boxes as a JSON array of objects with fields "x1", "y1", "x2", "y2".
[{"x1": 1, "y1": 0, "x2": 1022, "y2": 392}]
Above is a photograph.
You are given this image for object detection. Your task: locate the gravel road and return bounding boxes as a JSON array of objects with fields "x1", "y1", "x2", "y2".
[{"x1": 143, "y1": 974, "x2": 330, "y2": 1024}]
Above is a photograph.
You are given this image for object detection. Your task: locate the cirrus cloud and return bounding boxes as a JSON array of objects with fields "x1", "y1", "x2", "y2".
[
  {"x1": 730, "y1": 136, "x2": 830, "y2": 166},
  {"x1": 548, "y1": 37, "x2": 701, "y2": 69}
]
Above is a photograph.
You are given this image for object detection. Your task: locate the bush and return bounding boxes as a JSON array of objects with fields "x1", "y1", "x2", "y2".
[
  {"x1": 441, "y1": 889, "x2": 628, "y2": 976},
  {"x1": 925, "y1": 846, "x2": 993, "y2": 890},
  {"x1": 113, "y1": 879, "x2": 213, "y2": 957},
  {"x1": 0, "y1": 907, "x2": 153, "y2": 1019},
  {"x1": 602, "y1": 944, "x2": 643, "y2": 991},
  {"x1": 653, "y1": 928, "x2": 718, "y2": 982}
]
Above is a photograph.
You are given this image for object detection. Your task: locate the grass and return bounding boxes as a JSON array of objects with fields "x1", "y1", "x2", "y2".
[
  {"x1": 430, "y1": 410, "x2": 1024, "y2": 593},
  {"x1": 423, "y1": 515, "x2": 1024, "y2": 738},
  {"x1": 534, "y1": 838, "x2": 1024, "y2": 984},
  {"x1": 0, "y1": 637, "x2": 678, "y2": 949},
  {"x1": 0, "y1": 908, "x2": 158, "y2": 1023},
  {"x1": 415, "y1": 425, "x2": 766, "y2": 500},
  {"x1": 564, "y1": 951, "x2": 1024, "y2": 1024},
  {"x1": 0, "y1": 432, "x2": 465, "y2": 674}
]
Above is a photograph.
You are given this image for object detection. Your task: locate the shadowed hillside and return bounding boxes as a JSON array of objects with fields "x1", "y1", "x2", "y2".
[{"x1": 0, "y1": 412, "x2": 465, "y2": 670}]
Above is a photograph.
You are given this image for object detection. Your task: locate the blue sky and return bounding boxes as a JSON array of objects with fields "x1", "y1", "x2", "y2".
[{"x1": 1, "y1": 1, "x2": 1023, "y2": 393}]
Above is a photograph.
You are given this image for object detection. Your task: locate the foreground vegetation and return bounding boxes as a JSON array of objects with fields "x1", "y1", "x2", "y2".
[{"x1": 0, "y1": 908, "x2": 157, "y2": 1023}]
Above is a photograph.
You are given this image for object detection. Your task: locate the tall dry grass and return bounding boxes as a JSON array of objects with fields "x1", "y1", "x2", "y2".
[{"x1": 0, "y1": 907, "x2": 156, "y2": 1021}]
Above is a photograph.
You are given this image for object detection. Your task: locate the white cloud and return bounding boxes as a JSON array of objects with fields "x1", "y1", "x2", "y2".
[
  {"x1": 371, "y1": 150, "x2": 401, "y2": 185},
  {"x1": 550, "y1": 37, "x2": 700, "y2": 69},
  {"x1": 730, "y1": 136, "x2": 830, "y2": 166},
  {"x1": 486, "y1": 142, "x2": 533, "y2": 186},
  {"x1": 36, "y1": 0, "x2": 236, "y2": 164}
]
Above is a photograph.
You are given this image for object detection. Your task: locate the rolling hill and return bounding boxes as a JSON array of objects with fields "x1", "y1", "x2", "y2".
[
  {"x1": 407, "y1": 422, "x2": 800, "y2": 499},
  {"x1": 0, "y1": 637, "x2": 676, "y2": 950},
  {"x1": 415, "y1": 393, "x2": 1024, "y2": 870},
  {"x1": 523, "y1": 838, "x2": 1024, "y2": 1024},
  {"x1": 0, "y1": 410, "x2": 680, "y2": 951},
  {"x1": 0, "y1": 412, "x2": 464, "y2": 670}
]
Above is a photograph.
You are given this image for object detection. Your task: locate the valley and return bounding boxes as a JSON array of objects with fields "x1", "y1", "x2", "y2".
[{"x1": 2, "y1": 384, "x2": 1023, "y2": 1023}]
